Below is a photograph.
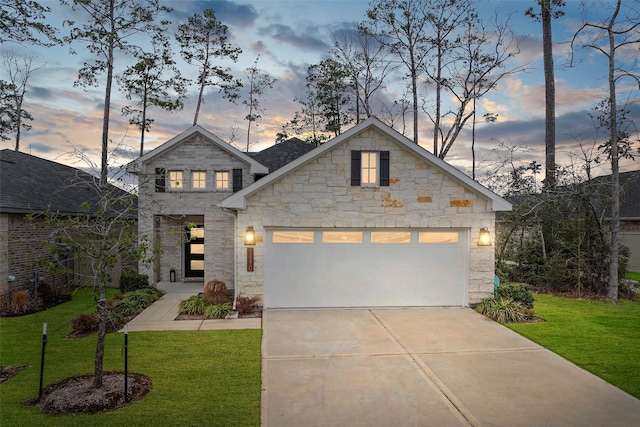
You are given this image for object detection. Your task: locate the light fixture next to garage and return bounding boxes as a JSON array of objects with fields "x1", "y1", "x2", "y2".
[
  {"x1": 478, "y1": 227, "x2": 492, "y2": 246},
  {"x1": 244, "y1": 226, "x2": 256, "y2": 246}
]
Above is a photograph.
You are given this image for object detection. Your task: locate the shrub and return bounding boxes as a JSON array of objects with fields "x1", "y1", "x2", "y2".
[
  {"x1": 204, "y1": 303, "x2": 232, "y2": 319},
  {"x1": 495, "y1": 283, "x2": 534, "y2": 309},
  {"x1": 106, "y1": 310, "x2": 125, "y2": 332},
  {"x1": 126, "y1": 289, "x2": 155, "y2": 310},
  {"x1": 235, "y1": 295, "x2": 260, "y2": 315},
  {"x1": 72, "y1": 313, "x2": 99, "y2": 333},
  {"x1": 10, "y1": 290, "x2": 31, "y2": 315},
  {"x1": 204, "y1": 280, "x2": 231, "y2": 305},
  {"x1": 112, "y1": 298, "x2": 140, "y2": 316},
  {"x1": 180, "y1": 295, "x2": 207, "y2": 315},
  {"x1": 119, "y1": 273, "x2": 149, "y2": 293},
  {"x1": 475, "y1": 297, "x2": 526, "y2": 324}
]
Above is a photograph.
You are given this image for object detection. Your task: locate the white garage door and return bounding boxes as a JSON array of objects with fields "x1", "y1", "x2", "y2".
[{"x1": 264, "y1": 228, "x2": 468, "y2": 308}]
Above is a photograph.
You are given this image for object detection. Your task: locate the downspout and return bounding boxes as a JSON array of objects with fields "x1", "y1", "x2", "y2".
[{"x1": 221, "y1": 207, "x2": 238, "y2": 311}]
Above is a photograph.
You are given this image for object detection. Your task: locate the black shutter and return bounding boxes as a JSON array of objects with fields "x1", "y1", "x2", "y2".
[
  {"x1": 351, "y1": 151, "x2": 361, "y2": 186},
  {"x1": 232, "y1": 168, "x2": 243, "y2": 192},
  {"x1": 155, "y1": 168, "x2": 166, "y2": 192},
  {"x1": 380, "y1": 151, "x2": 390, "y2": 186}
]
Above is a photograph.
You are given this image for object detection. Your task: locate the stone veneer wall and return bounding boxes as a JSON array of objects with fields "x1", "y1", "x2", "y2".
[
  {"x1": 235, "y1": 128, "x2": 496, "y2": 305},
  {"x1": 136, "y1": 134, "x2": 252, "y2": 288}
]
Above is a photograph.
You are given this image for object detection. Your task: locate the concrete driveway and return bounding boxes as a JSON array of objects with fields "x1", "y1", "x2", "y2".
[{"x1": 262, "y1": 307, "x2": 640, "y2": 426}]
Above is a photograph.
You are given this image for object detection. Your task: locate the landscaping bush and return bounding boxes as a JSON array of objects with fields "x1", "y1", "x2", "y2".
[
  {"x1": 495, "y1": 283, "x2": 534, "y2": 309},
  {"x1": 112, "y1": 298, "x2": 140, "y2": 316},
  {"x1": 106, "y1": 310, "x2": 125, "y2": 332},
  {"x1": 475, "y1": 297, "x2": 526, "y2": 324},
  {"x1": 204, "y1": 303, "x2": 232, "y2": 319},
  {"x1": 235, "y1": 295, "x2": 260, "y2": 315},
  {"x1": 179, "y1": 295, "x2": 207, "y2": 315},
  {"x1": 119, "y1": 273, "x2": 149, "y2": 293},
  {"x1": 71, "y1": 313, "x2": 99, "y2": 333},
  {"x1": 203, "y1": 279, "x2": 232, "y2": 305}
]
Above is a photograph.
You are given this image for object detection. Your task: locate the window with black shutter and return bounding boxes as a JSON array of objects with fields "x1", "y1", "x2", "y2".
[
  {"x1": 232, "y1": 168, "x2": 243, "y2": 192},
  {"x1": 155, "y1": 168, "x2": 166, "y2": 192}
]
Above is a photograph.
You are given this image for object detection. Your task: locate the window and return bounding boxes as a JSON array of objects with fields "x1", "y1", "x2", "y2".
[
  {"x1": 419, "y1": 232, "x2": 459, "y2": 243},
  {"x1": 215, "y1": 171, "x2": 229, "y2": 190},
  {"x1": 322, "y1": 231, "x2": 363, "y2": 243},
  {"x1": 371, "y1": 231, "x2": 411, "y2": 243},
  {"x1": 361, "y1": 152, "x2": 378, "y2": 185},
  {"x1": 169, "y1": 171, "x2": 183, "y2": 189},
  {"x1": 273, "y1": 231, "x2": 315, "y2": 243},
  {"x1": 351, "y1": 151, "x2": 389, "y2": 187},
  {"x1": 192, "y1": 171, "x2": 206, "y2": 189}
]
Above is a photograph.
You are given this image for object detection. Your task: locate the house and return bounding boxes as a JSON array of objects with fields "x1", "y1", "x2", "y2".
[
  {"x1": 130, "y1": 118, "x2": 511, "y2": 308},
  {"x1": 617, "y1": 170, "x2": 640, "y2": 272},
  {"x1": 0, "y1": 149, "x2": 136, "y2": 297}
]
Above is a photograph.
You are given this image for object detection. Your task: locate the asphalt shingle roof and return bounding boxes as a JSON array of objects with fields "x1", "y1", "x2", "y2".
[
  {"x1": 250, "y1": 138, "x2": 317, "y2": 172},
  {"x1": 0, "y1": 149, "x2": 134, "y2": 216}
]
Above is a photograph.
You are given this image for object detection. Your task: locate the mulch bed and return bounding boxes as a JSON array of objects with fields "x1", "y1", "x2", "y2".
[
  {"x1": 0, "y1": 365, "x2": 28, "y2": 384},
  {"x1": 22, "y1": 372, "x2": 151, "y2": 415}
]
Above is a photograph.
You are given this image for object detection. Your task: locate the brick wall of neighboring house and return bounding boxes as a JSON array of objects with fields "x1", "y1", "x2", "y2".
[
  {"x1": 235, "y1": 127, "x2": 496, "y2": 305},
  {"x1": 0, "y1": 213, "x2": 139, "y2": 298},
  {"x1": 137, "y1": 133, "x2": 251, "y2": 288},
  {"x1": 1, "y1": 213, "x2": 70, "y2": 296}
]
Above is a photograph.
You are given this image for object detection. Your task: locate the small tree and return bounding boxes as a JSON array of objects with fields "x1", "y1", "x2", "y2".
[
  {"x1": 176, "y1": 8, "x2": 242, "y2": 126},
  {"x1": 243, "y1": 55, "x2": 275, "y2": 152},
  {"x1": 119, "y1": 37, "x2": 187, "y2": 156},
  {"x1": 38, "y1": 154, "x2": 154, "y2": 389}
]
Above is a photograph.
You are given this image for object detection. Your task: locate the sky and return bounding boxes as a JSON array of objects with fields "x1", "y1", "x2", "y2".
[{"x1": 1, "y1": 0, "x2": 639, "y2": 184}]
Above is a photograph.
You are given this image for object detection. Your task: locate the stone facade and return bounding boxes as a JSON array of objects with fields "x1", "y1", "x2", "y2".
[
  {"x1": 234, "y1": 127, "x2": 497, "y2": 305},
  {"x1": 135, "y1": 132, "x2": 257, "y2": 288}
]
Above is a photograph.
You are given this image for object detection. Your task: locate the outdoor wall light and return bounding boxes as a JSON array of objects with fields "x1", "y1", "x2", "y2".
[
  {"x1": 478, "y1": 227, "x2": 492, "y2": 246},
  {"x1": 244, "y1": 226, "x2": 256, "y2": 246}
]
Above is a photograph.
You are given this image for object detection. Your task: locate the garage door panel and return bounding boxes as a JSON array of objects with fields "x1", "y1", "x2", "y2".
[{"x1": 265, "y1": 229, "x2": 468, "y2": 308}]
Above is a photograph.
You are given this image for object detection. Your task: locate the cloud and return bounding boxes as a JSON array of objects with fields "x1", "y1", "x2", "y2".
[
  {"x1": 258, "y1": 24, "x2": 330, "y2": 52},
  {"x1": 205, "y1": 1, "x2": 259, "y2": 28}
]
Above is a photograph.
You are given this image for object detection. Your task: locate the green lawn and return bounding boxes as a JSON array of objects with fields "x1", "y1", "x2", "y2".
[
  {"x1": 507, "y1": 293, "x2": 640, "y2": 399},
  {"x1": 0, "y1": 288, "x2": 261, "y2": 427},
  {"x1": 627, "y1": 271, "x2": 640, "y2": 282}
]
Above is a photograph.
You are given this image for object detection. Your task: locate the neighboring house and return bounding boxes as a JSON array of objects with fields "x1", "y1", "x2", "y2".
[
  {"x1": 617, "y1": 170, "x2": 640, "y2": 272},
  {"x1": 0, "y1": 149, "x2": 136, "y2": 297},
  {"x1": 131, "y1": 118, "x2": 511, "y2": 308}
]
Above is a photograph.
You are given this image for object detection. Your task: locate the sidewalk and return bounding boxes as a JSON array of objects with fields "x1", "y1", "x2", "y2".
[{"x1": 123, "y1": 281, "x2": 262, "y2": 332}]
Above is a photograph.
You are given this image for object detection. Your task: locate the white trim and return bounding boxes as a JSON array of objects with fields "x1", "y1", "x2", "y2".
[
  {"x1": 221, "y1": 117, "x2": 511, "y2": 211},
  {"x1": 127, "y1": 125, "x2": 269, "y2": 175}
]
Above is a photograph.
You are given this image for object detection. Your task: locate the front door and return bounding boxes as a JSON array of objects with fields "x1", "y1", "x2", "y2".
[{"x1": 185, "y1": 226, "x2": 204, "y2": 278}]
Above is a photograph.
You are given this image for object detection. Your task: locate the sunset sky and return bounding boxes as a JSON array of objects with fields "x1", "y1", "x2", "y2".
[{"x1": 2, "y1": 0, "x2": 638, "y2": 183}]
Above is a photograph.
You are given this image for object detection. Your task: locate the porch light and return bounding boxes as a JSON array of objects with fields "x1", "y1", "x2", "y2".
[
  {"x1": 244, "y1": 226, "x2": 256, "y2": 246},
  {"x1": 478, "y1": 228, "x2": 492, "y2": 246}
]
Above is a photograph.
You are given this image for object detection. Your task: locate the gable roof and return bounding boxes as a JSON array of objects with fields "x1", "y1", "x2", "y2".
[
  {"x1": 221, "y1": 117, "x2": 512, "y2": 211},
  {"x1": 127, "y1": 125, "x2": 269, "y2": 175},
  {"x1": 249, "y1": 137, "x2": 317, "y2": 172},
  {"x1": 0, "y1": 149, "x2": 135, "y2": 216}
]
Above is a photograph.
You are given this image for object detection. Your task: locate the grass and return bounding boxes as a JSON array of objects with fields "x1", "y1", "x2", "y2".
[
  {"x1": 0, "y1": 288, "x2": 261, "y2": 426},
  {"x1": 627, "y1": 271, "x2": 640, "y2": 281},
  {"x1": 507, "y1": 293, "x2": 640, "y2": 399}
]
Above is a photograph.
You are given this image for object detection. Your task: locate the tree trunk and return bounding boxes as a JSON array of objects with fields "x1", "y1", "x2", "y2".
[
  {"x1": 193, "y1": 80, "x2": 204, "y2": 126},
  {"x1": 606, "y1": 0, "x2": 621, "y2": 303},
  {"x1": 433, "y1": 44, "x2": 443, "y2": 154},
  {"x1": 93, "y1": 281, "x2": 107, "y2": 388},
  {"x1": 542, "y1": 0, "x2": 556, "y2": 190},
  {"x1": 140, "y1": 90, "x2": 147, "y2": 157}
]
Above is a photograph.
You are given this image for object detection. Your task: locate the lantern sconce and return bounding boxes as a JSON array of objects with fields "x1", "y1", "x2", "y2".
[
  {"x1": 478, "y1": 227, "x2": 492, "y2": 246},
  {"x1": 244, "y1": 226, "x2": 256, "y2": 246}
]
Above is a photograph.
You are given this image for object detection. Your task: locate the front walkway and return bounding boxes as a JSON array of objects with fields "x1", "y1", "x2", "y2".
[{"x1": 123, "y1": 281, "x2": 261, "y2": 332}]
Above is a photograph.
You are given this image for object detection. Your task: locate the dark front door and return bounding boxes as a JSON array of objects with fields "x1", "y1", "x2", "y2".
[{"x1": 185, "y1": 226, "x2": 204, "y2": 277}]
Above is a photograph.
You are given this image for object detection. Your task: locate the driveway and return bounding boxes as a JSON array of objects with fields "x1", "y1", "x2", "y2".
[{"x1": 262, "y1": 307, "x2": 640, "y2": 426}]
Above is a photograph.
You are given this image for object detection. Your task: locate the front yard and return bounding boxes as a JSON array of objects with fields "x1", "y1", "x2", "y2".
[
  {"x1": 0, "y1": 288, "x2": 261, "y2": 427},
  {"x1": 507, "y1": 293, "x2": 640, "y2": 399}
]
